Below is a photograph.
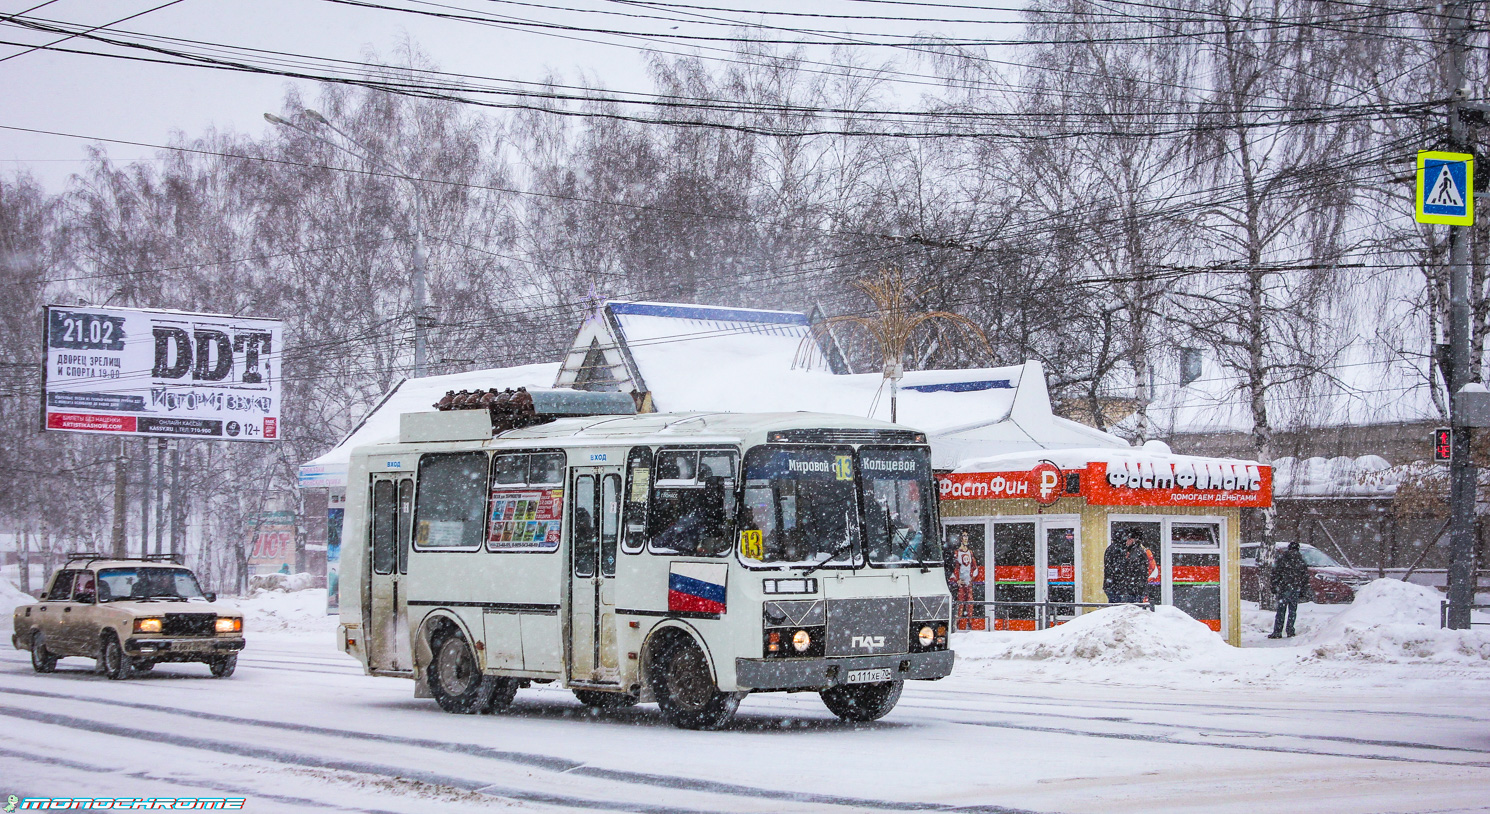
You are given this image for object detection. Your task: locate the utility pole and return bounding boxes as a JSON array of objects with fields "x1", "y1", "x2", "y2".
[
  {"x1": 170, "y1": 440, "x2": 184, "y2": 561},
  {"x1": 154, "y1": 437, "x2": 167, "y2": 556},
  {"x1": 1444, "y1": 0, "x2": 1476, "y2": 630},
  {"x1": 110, "y1": 437, "x2": 127, "y2": 557}
]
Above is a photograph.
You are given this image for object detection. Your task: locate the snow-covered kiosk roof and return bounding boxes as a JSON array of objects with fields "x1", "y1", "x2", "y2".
[
  {"x1": 943, "y1": 440, "x2": 1272, "y2": 509},
  {"x1": 297, "y1": 362, "x2": 559, "y2": 487}
]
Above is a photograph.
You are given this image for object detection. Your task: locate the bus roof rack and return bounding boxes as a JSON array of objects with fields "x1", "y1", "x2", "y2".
[{"x1": 434, "y1": 387, "x2": 637, "y2": 434}]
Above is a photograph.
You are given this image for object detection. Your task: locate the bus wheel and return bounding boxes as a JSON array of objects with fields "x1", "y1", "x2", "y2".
[
  {"x1": 484, "y1": 677, "x2": 520, "y2": 714},
  {"x1": 651, "y1": 637, "x2": 740, "y2": 730},
  {"x1": 821, "y1": 680, "x2": 903, "y2": 722},
  {"x1": 573, "y1": 689, "x2": 638, "y2": 709},
  {"x1": 429, "y1": 629, "x2": 495, "y2": 714}
]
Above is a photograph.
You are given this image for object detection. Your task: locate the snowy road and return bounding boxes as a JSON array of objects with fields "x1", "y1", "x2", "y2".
[{"x1": 3, "y1": 633, "x2": 1489, "y2": 814}]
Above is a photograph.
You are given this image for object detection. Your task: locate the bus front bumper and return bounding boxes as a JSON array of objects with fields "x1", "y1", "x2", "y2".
[{"x1": 735, "y1": 650, "x2": 953, "y2": 691}]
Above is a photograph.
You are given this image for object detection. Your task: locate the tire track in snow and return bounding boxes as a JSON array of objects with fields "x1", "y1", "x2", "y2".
[
  {"x1": 0, "y1": 688, "x2": 1046, "y2": 814},
  {"x1": 0, "y1": 744, "x2": 410, "y2": 814},
  {"x1": 894, "y1": 697, "x2": 1490, "y2": 757}
]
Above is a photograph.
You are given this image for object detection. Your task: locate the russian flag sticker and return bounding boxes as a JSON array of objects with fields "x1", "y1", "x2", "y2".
[{"x1": 668, "y1": 562, "x2": 728, "y2": 615}]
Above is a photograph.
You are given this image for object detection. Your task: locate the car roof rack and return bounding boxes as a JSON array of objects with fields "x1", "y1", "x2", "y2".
[{"x1": 63, "y1": 551, "x2": 185, "y2": 567}]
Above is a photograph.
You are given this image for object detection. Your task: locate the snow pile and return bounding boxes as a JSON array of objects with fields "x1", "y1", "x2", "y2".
[
  {"x1": 1305, "y1": 579, "x2": 1490, "y2": 663},
  {"x1": 234, "y1": 586, "x2": 337, "y2": 635},
  {"x1": 0, "y1": 576, "x2": 36, "y2": 618},
  {"x1": 955, "y1": 605, "x2": 1233, "y2": 665},
  {"x1": 249, "y1": 571, "x2": 324, "y2": 592}
]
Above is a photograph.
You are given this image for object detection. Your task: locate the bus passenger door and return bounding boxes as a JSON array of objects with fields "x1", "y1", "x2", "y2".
[
  {"x1": 568, "y1": 467, "x2": 624, "y2": 684},
  {"x1": 367, "y1": 474, "x2": 414, "y2": 673}
]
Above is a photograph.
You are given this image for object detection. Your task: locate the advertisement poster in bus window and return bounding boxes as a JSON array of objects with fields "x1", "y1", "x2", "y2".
[
  {"x1": 487, "y1": 488, "x2": 564, "y2": 551},
  {"x1": 943, "y1": 524, "x2": 986, "y2": 630}
]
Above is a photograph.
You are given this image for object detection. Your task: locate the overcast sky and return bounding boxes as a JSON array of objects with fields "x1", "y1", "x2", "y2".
[{"x1": 0, "y1": 0, "x2": 1014, "y2": 191}]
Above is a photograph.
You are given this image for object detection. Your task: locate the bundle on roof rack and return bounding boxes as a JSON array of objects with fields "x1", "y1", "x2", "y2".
[{"x1": 433, "y1": 387, "x2": 635, "y2": 434}]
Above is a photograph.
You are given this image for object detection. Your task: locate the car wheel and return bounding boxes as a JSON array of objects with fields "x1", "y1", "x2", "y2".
[
  {"x1": 98, "y1": 632, "x2": 129, "y2": 680},
  {"x1": 428, "y1": 629, "x2": 496, "y2": 714},
  {"x1": 651, "y1": 636, "x2": 741, "y2": 730},
  {"x1": 573, "y1": 688, "x2": 638, "y2": 709},
  {"x1": 209, "y1": 655, "x2": 237, "y2": 678},
  {"x1": 821, "y1": 680, "x2": 903, "y2": 722},
  {"x1": 29, "y1": 632, "x2": 57, "y2": 674}
]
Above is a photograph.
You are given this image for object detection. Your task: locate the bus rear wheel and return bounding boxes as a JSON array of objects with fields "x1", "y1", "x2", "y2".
[
  {"x1": 429, "y1": 629, "x2": 497, "y2": 714},
  {"x1": 651, "y1": 637, "x2": 740, "y2": 730},
  {"x1": 821, "y1": 679, "x2": 903, "y2": 722},
  {"x1": 573, "y1": 689, "x2": 638, "y2": 709}
]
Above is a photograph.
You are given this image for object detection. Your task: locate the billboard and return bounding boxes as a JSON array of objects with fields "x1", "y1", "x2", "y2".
[{"x1": 42, "y1": 305, "x2": 282, "y2": 441}]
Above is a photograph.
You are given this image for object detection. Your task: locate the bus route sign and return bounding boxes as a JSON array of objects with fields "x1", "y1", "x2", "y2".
[{"x1": 1416, "y1": 151, "x2": 1475, "y2": 226}]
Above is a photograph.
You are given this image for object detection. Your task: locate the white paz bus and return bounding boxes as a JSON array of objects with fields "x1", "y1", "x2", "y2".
[{"x1": 338, "y1": 390, "x2": 954, "y2": 729}]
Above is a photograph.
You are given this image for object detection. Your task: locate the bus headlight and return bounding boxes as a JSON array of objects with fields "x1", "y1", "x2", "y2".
[
  {"x1": 215, "y1": 617, "x2": 242, "y2": 634},
  {"x1": 792, "y1": 630, "x2": 812, "y2": 653},
  {"x1": 918, "y1": 625, "x2": 935, "y2": 647},
  {"x1": 133, "y1": 618, "x2": 162, "y2": 634}
]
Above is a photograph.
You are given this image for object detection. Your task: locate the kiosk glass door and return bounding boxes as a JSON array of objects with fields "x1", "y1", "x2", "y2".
[{"x1": 945, "y1": 518, "x2": 1080, "y2": 631}]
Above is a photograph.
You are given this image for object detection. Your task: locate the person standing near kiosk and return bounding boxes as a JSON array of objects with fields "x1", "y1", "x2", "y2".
[{"x1": 1104, "y1": 531, "x2": 1151, "y2": 604}]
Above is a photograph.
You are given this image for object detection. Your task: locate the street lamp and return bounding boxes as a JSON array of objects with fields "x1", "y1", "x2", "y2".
[{"x1": 264, "y1": 110, "x2": 432, "y2": 378}]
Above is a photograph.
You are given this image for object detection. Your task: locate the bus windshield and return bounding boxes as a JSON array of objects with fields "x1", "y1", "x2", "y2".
[
  {"x1": 740, "y1": 447, "x2": 860, "y2": 567},
  {"x1": 859, "y1": 447, "x2": 936, "y2": 567}
]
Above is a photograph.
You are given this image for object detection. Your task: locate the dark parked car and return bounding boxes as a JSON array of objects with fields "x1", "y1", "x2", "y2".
[{"x1": 1240, "y1": 542, "x2": 1371, "y2": 604}]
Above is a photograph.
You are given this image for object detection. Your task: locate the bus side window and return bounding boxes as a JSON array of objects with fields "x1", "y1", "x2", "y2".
[
  {"x1": 372, "y1": 480, "x2": 396, "y2": 574},
  {"x1": 413, "y1": 452, "x2": 489, "y2": 549},
  {"x1": 648, "y1": 449, "x2": 738, "y2": 557},
  {"x1": 573, "y1": 474, "x2": 598, "y2": 578},
  {"x1": 622, "y1": 447, "x2": 652, "y2": 554}
]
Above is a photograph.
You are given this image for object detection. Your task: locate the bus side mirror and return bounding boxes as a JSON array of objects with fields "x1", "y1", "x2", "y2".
[{"x1": 722, "y1": 479, "x2": 737, "y2": 521}]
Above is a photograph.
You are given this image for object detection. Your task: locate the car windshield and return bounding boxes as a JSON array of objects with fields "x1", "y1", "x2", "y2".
[
  {"x1": 98, "y1": 567, "x2": 205, "y2": 602},
  {"x1": 858, "y1": 447, "x2": 937, "y2": 567},
  {"x1": 740, "y1": 446, "x2": 859, "y2": 568},
  {"x1": 1299, "y1": 548, "x2": 1341, "y2": 568}
]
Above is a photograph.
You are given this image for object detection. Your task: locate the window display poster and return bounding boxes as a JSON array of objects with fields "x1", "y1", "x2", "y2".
[{"x1": 487, "y1": 488, "x2": 564, "y2": 550}]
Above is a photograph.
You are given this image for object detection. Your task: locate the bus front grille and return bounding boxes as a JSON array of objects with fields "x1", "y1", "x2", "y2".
[{"x1": 825, "y1": 597, "x2": 910, "y2": 656}]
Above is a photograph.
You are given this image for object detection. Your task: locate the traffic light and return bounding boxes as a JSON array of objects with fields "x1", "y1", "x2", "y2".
[{"x1": 1434, "y1": 427, "x2": 1453, "y2": 462}]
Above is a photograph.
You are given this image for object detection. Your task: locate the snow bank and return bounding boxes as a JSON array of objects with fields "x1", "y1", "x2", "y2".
[
  {"x1": 955, "y1": 605, "x2": 1234, "y2": 665},
  {"x1": 0, "y1": 576, "x2": 36, "y2": 618},
  {"x1": 1305, "y1": 579, "x2": 1490, "y2": 663},
  {"x1": 248, "y1": 571, "x2": 323, "y2": 592},
  {"x1": 235, "y1": 586, "x2": 337, "y2": 635}
]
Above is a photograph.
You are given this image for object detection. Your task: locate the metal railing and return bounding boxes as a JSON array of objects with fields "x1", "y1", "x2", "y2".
[
  {"x1": 954, "y1": 600, "x2": 1154, "y2": 631},
  {"x1": 1439, "y1": 601, "x2": 1490, "y2": 628}
]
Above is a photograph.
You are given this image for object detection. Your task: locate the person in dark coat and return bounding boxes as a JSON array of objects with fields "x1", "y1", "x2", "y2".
[
  {"x1": 1269, "y1": 541, "x2": 1311, "y2": 638},
  {"x1": 1103, "y1": 531, "x2": 1151, "y2": 603}
]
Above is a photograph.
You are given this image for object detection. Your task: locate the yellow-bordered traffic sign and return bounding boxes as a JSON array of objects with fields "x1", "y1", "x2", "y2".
[{"x1": 1417, "y1": 151, "x2": 1475, "y2": 226}]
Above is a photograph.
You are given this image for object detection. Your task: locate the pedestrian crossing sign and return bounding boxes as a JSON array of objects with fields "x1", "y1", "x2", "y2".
[{"x1": 1416, "y1": 151, "x2": 1474, "y2": 225}]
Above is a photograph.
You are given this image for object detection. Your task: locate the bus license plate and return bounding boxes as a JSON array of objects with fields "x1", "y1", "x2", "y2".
[{"x1": 845, "y1": 668, "x2": 892, "y2": 684}]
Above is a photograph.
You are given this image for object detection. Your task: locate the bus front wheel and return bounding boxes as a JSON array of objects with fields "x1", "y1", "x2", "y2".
[
  {"x1": 429, "y1": 629, "x2": 497, "y2": 714},
  {"x1": 651, "y1": 637, "x2": 740, "y2": 730},
  {"x1": 821, "y1": 680, "x2": 903, "y2": 722}
]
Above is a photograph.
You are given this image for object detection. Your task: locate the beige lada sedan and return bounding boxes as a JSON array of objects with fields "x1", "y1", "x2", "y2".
[{"x1": 12, "y1": 555, "x2": 246, "y2": 678}]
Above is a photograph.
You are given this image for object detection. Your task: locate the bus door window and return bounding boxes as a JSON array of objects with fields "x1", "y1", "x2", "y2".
[
  {"x1": 622, "y1": 447, "x2": 653, "y2": 554},
  {"x1": 573, "y1": 475, "x2": 598, "y2": 577},
  {"x1": 600, "y1": 474, "x2": 621, "y2": 576},
  {"x1": 372, "y1": 480, "x2": 396, "y2": 575},
  {"x1": 396, "y1": 479, "x2": 414, "y2": 574},
  {"x1": 648, "y1": 449, "x2": 738, "y2": 557}
]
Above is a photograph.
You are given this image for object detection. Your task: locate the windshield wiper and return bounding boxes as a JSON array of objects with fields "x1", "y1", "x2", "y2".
[{"x1": 801, "y1": 538, "x2": 856, "y2": 576}]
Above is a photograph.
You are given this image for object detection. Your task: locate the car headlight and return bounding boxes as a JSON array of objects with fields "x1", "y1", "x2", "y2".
[
  {"x1": 133, "y1": 618, "x2": 163, "y2": 634},
  {"x1": 792, "y1": 629, "x2": 811, "y2": 653},
  {"x1": 918, "y1": 625, "x2": 935, "y2": 647},
  {"x1": 215, "y1": 617, "x2": 242, "y2": 634}
]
